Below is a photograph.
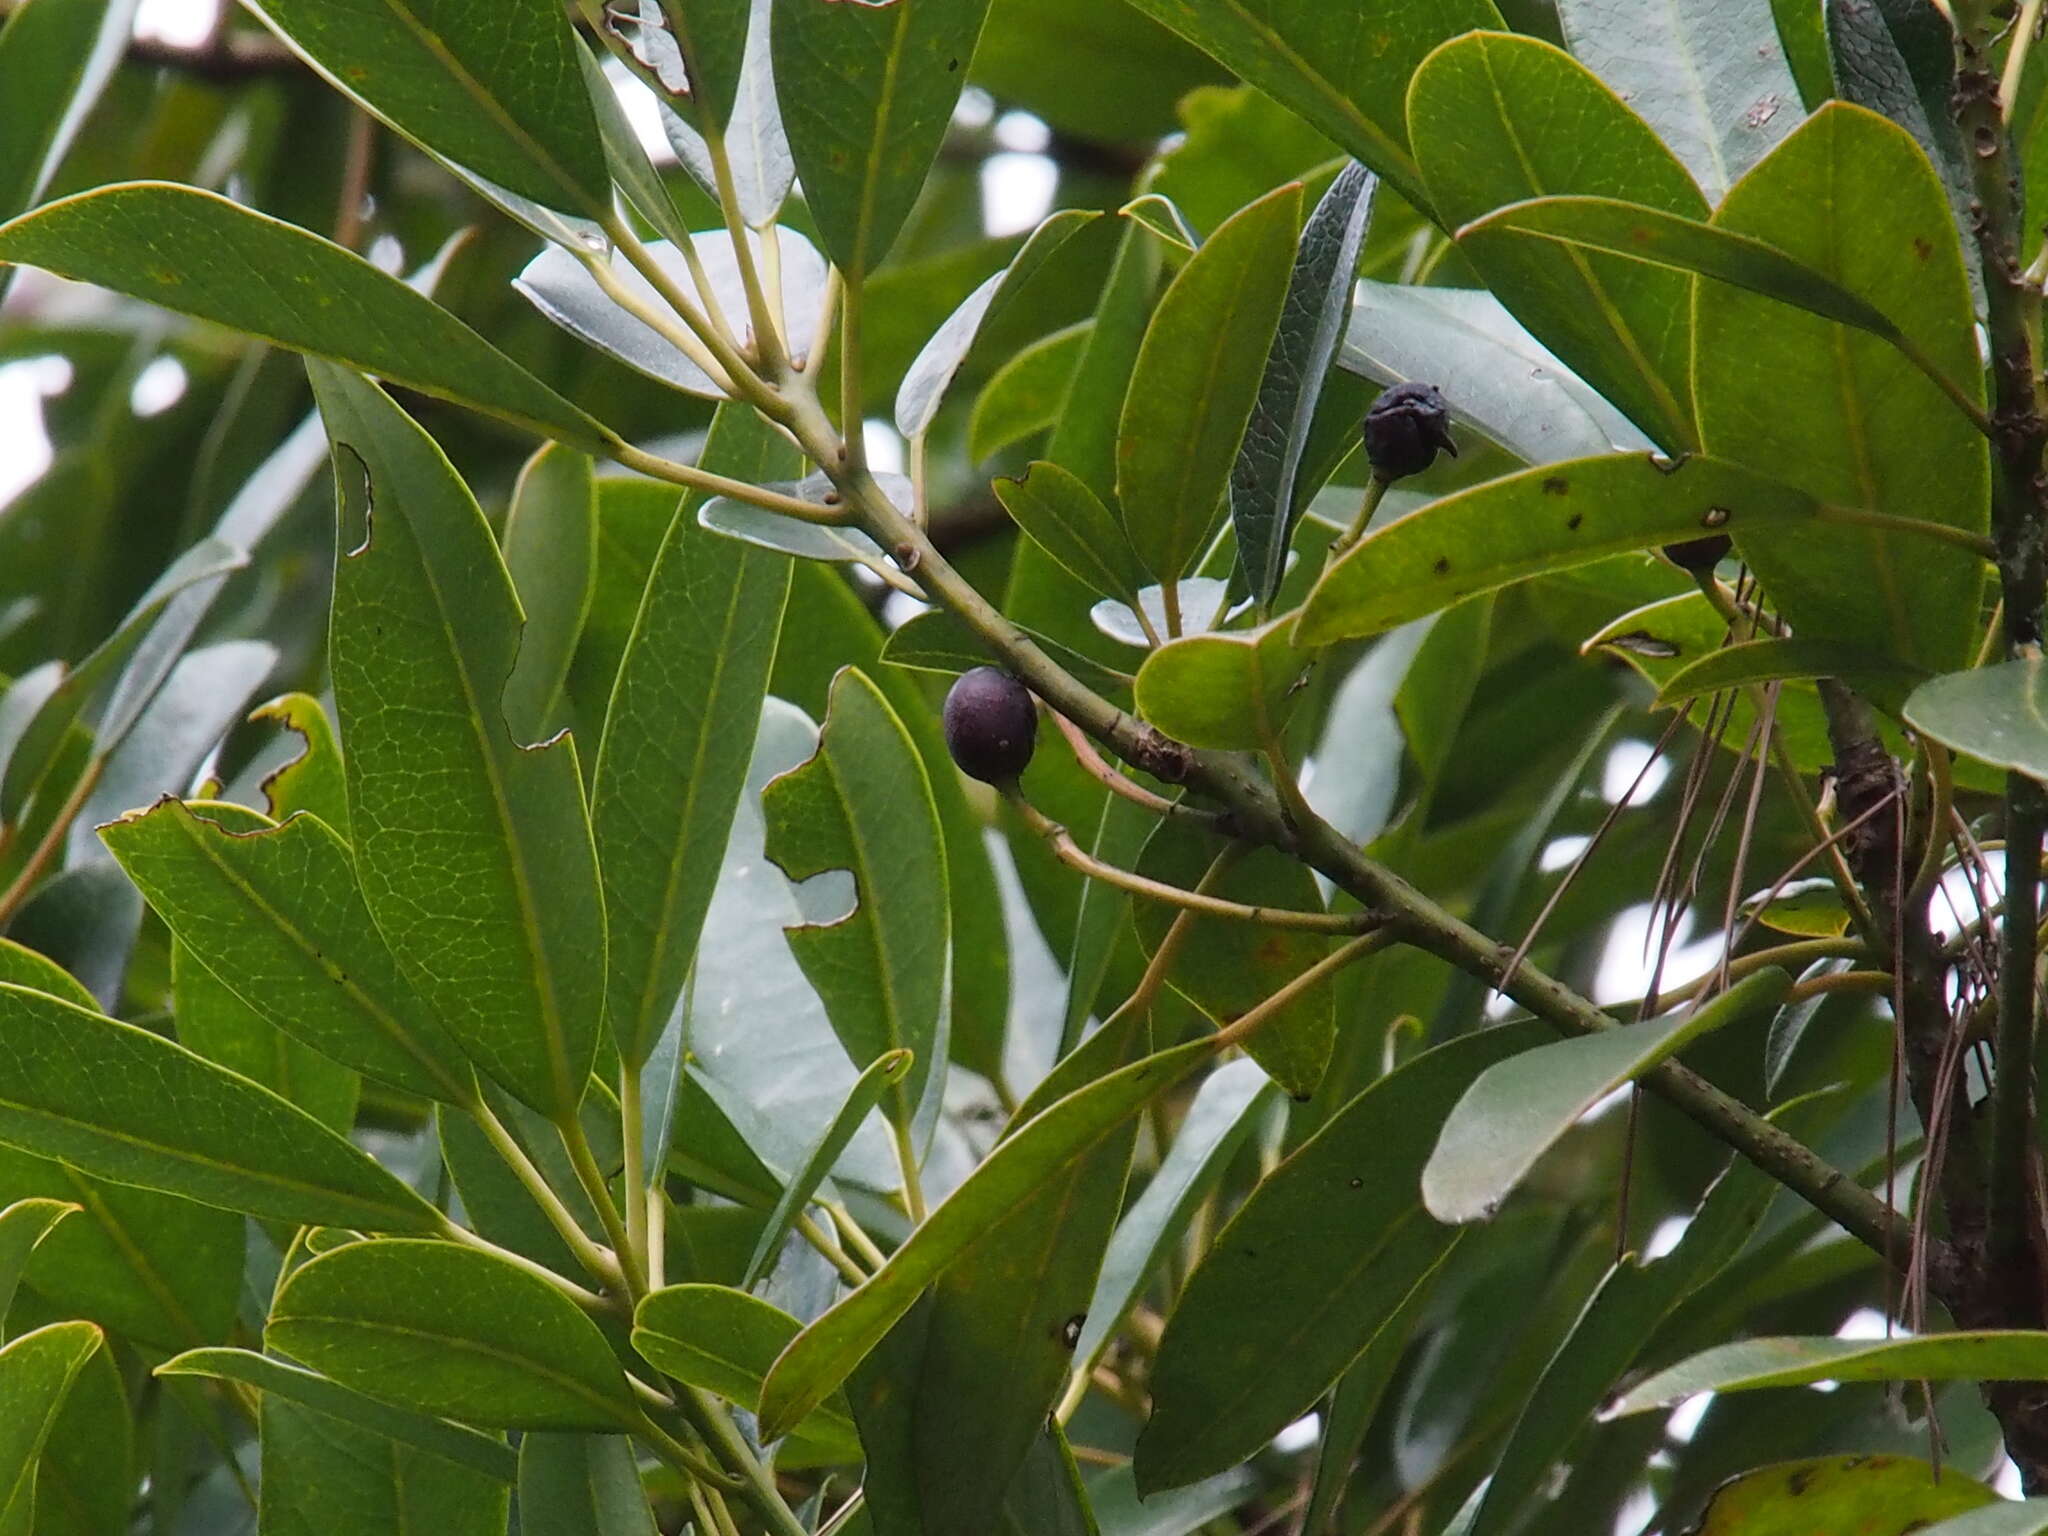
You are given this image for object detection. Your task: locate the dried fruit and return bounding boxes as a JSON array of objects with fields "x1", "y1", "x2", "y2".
[
  {"x1": 1363, "y1": 382, "x2": 1457, "y2": 482},
  {"x1": 1661, "y1": 533, "x2": 1732, "y2": 572},
  {"x1": 943, "y1": 666, "x2": 1038, "y2": 784}
]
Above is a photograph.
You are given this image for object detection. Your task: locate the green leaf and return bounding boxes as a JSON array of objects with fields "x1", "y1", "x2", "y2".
[
  {"x1": 517, "y1": 1434, "x2": 656, "y2": 1536},
  {"x1": 1116, "y1": 183, "x2": 1302, "y2": 585},
  {"x1": 1117, "y1": 193, "x2": 1198, "y2": 259},
  {"x1": 1232, "y1": 162, "x2": 1376, "y2": 612},
  {"x1": 1116, "y1": 0, "x2": 1504, "y2": 209},
  {"x1": 0, "y1": 0, "x2": 138, "y2": 224},
  {"x1": 157, "y1": 1348, "x2": 517, "y2": 1482},
  {"x1": 631, "y1": 1285, "x2": 861, "y2": 1461},
  {"x1": 1656, "y1": 638, "x2": 1926, "y2": 713},
  {"x1": 1554, "y1": 0, "x2": 1802, "y2": 200},
  {"x1": 1339, "y1": 280, "x2": 1647, "y2": 466},
  {"x1": 1409, "y1": 32, "x2": 1709, "y2": 453},
  {"x1": 1611, "y1": 1332, "x2": 2048, "y2": 1414},
  {"x1": 697, "y1": 472, "x2": 914, "y2": 590},
  {"x1": 1906, "y1": 659, "x2": 2048, "y2": 782},
  {"x1": 0, "y1": 537, "x2": 246, "y2": 821},
  {"x1": 258, "y1": 1390, "x2": 510, "y2": 1536},
  {"x1": 1693, "y1": 103, "x2": 1989, "y2": 672},
  {"x1": 0, "y1": 943, "x2": 90, "y2": 1012},
  {"x1": 1134, "y1": 619, "x2": 1309, "y2": 752},
  {"x1": 1132, "y1": 831, "x2": 1334, "y2": 1098},
  {"x1": 32, "y1": 1334, "x2": 129, "y2": 1536},
  {"x1": 994, "y1": 462, "x2": 1147, "y2": 606},
  {"x1": 1918, "y1": 1501, "x2": 2048, "y2": 1535},
  {"x1": 761, "y1": 667, "x2": 949, "y2": 1137},
  {"x1": 171, "y1": 940, "x2": 360, "y2": 1137},
  {"x1": 1742, "y1": 878, "x2": 1854, "y2": 938},
  {"x1": 515, "y1": 228, "x2": 828, "y2": 399},
  {"x1": 594, "y1": 404, "x2": 796, "y2": 1069},
  {"x1": 243, "y1": 0, "x2": 608, "y2": 214},
  {"x1": 970, "y1": 319, "x2": 1091, "y2": 464},
  {"x1": 648, "y1": 0, "x2": 750, "y2": 128},
  {"x1": 250, "y1": 693, "x2": 351, "y2": 838},
  {"x1": 1297, "y1": 453, "x2": 1818, "y2": 646},
  {"x1": 502, "y1": 445, "x2": 598, "y2": 743},
  {"x1": 1422, "y1": 968, "x2": 1792, "y2": 1223},
  {"x1": 758, "y1": 1039, "x2": 1214, "y2": 1439},
  {"x1": 1459, "y1": 191, "x2": 1988, "y2": 446},
  {"x1": 100, "y1": 799, "x2": 476, "y2": 1105},
  {"x1": 896, "y1": 209, "x2": 1099, "y2": 439},
  {"x1": 0, "y1": 1199, "x2": 74, "y2": 1331},
  {"x1": 879, "y1": 609, "x2": 1134, "y2": 698},
  {"x1": 316, "y1": 364, "x2": 606, "y2": 1118},
  {"x1": 268, "y1": 1240, "x2": 638, "y2": 1432},
  {"x1": 0, "y1": 984, "x2": 439, "y2": 1232},
  {"x1": 770, "y1": 0, "x2": 995, "y2": 274},
  {"x1": 656, "y1": 0, "x2": 793, "y2": 227},
  {"x1": 0, "y1": 1145, "x2": 241, "y2": 1351},
  {"x1": 741, "y1": 1050, "x2": 911, "y2": 1290},
  {"x1": 1692, "y1": 1457, "x2": 1996, "y2": 1534},
  {"x1": 1134, "y1": 1023, "x2": 1547, "y2": 1494},
  {"x1": 0, "y1": 1322, "x2": 101, "y2": 1532},
  {"x1": 1073, "y1": 1058, "x2": 1273, "y2": 1371},
  {"x1": 0, "y1": 184, "x2": 606, "y2": 447}
]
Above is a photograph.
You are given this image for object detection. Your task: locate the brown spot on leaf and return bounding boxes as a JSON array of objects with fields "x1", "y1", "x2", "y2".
[
  {"x1": 1567, "y1": 513, "x2": 1583, "y2": 531},
  {"x1": 1542, "y1": 476, "x2": 1570, "y2": 496},
  {"x1": 1433, "y1": 555, "x2": 1451, "y2": 575}
]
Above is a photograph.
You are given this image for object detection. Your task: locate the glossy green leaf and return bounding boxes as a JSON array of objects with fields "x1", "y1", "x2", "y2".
[
  {"x1": 1555, "y1": 0, "x2": 1802, "y2": 199},
  {"x1": 250, "y1": 693, "x2": 351, "y2": 838},
  {"x1": 502, "y1": 445, "x2": 597, "y2": 743},
  {"x1": 517, "y1": 1434, "x2": 655, "y2": 1536},
  {"x1": 0, "y1": 943, "x2": 89, "y2": 1012},
  {"x1": 1073, "y1": 1057, "x2": 1272, "y2": 1371},
  {"x1": 1460, "y1": 190, "x2": 1988, "y2": 446},
  {"x1": 0, "y1": 185, "x2": 605, "y2": 447},
  {"x1": 1298, "y1": 453, "x2": 1817, "y2": 646},
  {"x1": 0, "y1": 1322, "x2": 100, "y2": 1532},
  {"x1": 1134, "y1": 1023, "x2": 1546, "y2": 1494},
  {"x1": 632, "y1": 1285, "x2": 861, "y2": 1460},
  {"x1": 1410, "y1": 33, "x2": 1708, "y2": 452},
  {"x1": 0, "y1": 0, "x2": 138, "y2": 223},
  {"x1": 971, "y1": 319, "x2": 1091, "y2": 464},
  {"x1": 1116, "y1": 183, "x2": 1301, "y2": 585},
  {"x1": 1423, "y1": 968, "x2": 1791, "y2": 1223},
  {"x1": 0, "y1": 1143, "x2": 241, "y2": 1352},
  {"x1": 1233, "y1": 162, "x2": 1375, "y2": 611},
  {"x1": 1614, "y1": 1331, "x2": 2043, "y2": 1424},
  {"x1": 268, "y1": 1240, "x2": 638, "y2": 1432},
  {"x1": 594, "y1": 404, "x2": 796, "y2": 1068},
  {"x1": 1743, "y1": 878, "x2": 1854, "y2": 938},
  {"x1": 0, "y1": 1198, "x2": 74, "y2": 1332},
  {"x1": 1132, "y1": 830, "x2": 1334, "y2": 1098},
  {"x1": 157, "y1": 1348, "x2": 516, "y2": 1482},
  {"x1": 761, "y1": 667, "x2": 948, "y2": 1137},
  {"x1": 1134, "y1": 619, "x2": 1309, "y2": 751},
  {"x1": 171, "y1": 941, "x2": 359, "y2": 1136},
  {"x1": 771, "y1": 0, "x2": 994, "y2": 274},
  {"x1": 656, "y1": 0, "x2": 793, "y2": 227},
  {"x1": 258, "y1": 1391, "x2": 510, "y2": 1536},
  {"x1": 1117, "y1": 0, "x2": 1503, "y2": 208},
  {"x1": 1694, "y1": 104, "x2": 1989, "y2": 671},
  {"x1": 1655, "y1": 638, "x2": 1925, "y2": 713},
  {"x1": 1694, "y1": 1457, "x2": 1995, "y2": 1534},
  {"x1": 742, "y1": 1049, "x2": 910, "y2": 1290},
  {"x1": 317, "y1": 364, "x2": 606, "y2": 1117},
  {"x1": 32, "y1": 1333, "x2": 129, "y2": 1536},
  {"x1": 758, "y1": 1039, "x2": 1213, "y2": 1439},
  {"x1": 1339, "y1": 281, "x2": 1646, "y2": 466},
  {"x1": 101, "y1": 799, "x2": 475, "y2": 1105},
  {"x1": 994, "y1": 461, "x2": 1147, "y2": 606},
  {"x1": 1906, "y1": 659, "x2": 2048, "y2": 782},
  {"x1": 1118, "y1": 192, "x2": 1198, "y2": 257},
  {"x1": 0, "y1": 983, "x2": 438, "y2": 1232},
  {"x1": 243, "y1": 0, "x2": 608, "y2": 213},
  {"x1": 897, "y1": 209, "x2": 1098, "y2": 438},
  {"x1": 0, "y1": 537, "x2": 245, "y2": 820}
]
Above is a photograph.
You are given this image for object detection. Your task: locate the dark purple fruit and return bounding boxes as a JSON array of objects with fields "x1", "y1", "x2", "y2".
[
  {"x1": 1363, "y1": 382, "x2": 1457, "y2": 482},
  {"x1": 1662, "y1": 533, "x2": 1732, "y2": 572},
  {"x1": 944, "y1": 667, "x2": 1038, "y2": 784}
]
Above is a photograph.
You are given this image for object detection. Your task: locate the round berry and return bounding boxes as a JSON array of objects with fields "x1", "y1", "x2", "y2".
[
  {"x1": 1363, "y1": 382, "x2": 1458, "y2": 482},
  {"x1": 943, "y1": 667, "x2": 1038, "y2": 784}
]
